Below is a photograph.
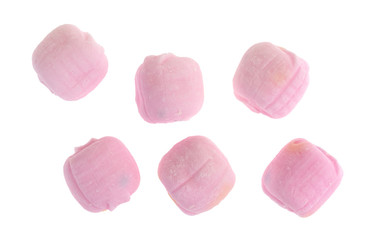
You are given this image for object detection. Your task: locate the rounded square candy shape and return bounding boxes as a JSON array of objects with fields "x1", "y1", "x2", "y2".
[
  {"x1": 158, "y1": 136, "x2": 236, "y2": 215},
  {"x1": 135, "y1": 53, "x2": 204, "y2": 123},
  {"x1": 32, "y1": 24, "x2": 108, "y2": 100},
  {"x1": 233, "y1": 42, "x2": 309, "y2": 118},
  {"x1": 64, "y1": 137, "x2": 140, "y2": 212},
  {"x1": 262, "y1": 138, "x2": 343, "y2": 217}
]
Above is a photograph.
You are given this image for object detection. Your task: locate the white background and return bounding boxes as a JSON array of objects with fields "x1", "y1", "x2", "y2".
[{"x1": 1, "y1": 0, "x2": 375, "y2": 239}]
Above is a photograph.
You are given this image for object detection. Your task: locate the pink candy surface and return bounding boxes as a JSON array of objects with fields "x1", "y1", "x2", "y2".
[
  {"x1": 32, "y1": 24, "x2": 108, "y2": 100},
  {"x1": 36, "y1": 25, "x2": 341, "y2": 217},
  {"x1": 233, "y1": 42, "x2": 309, "y2": 118},
  {"x1": 158, "y1": 136, "x2": 235, "y2": 215},
  {"x1": 64, "y1": 137, "x2": 140, "y2": 212},
  {"x1": 262, "y1": 138, "x2": 343, "y2": 217},
  {"x1": 135, "y1": 53, "x2": 204, "y2": 123}
]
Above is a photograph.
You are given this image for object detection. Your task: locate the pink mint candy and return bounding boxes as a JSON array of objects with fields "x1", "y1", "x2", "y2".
[
  {"x1": 233, "y1": 42, "x2": 309, "y2": 118},
  {"x1": 63, "y1": 137, "x2": 140, "y2": 212},
  {"x1": 32, "y1": 24, "x2": 108, "y2": 100},
  {"x1": 262, "y1": 138, "x2": 343, "y2": 217},
  {"x1": 158, "y1": 136, "x2": 236, "y2": 215},
  {"x1": 135, "y1": 53, "x2": 204, "y2": 123}
]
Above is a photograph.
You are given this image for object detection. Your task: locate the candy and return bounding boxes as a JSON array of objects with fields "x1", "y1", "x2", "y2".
[
  {"x1": 63, "y1": 137, "x2": 140, "y2": 212},
  {"x1": 135, "y1": 53, "x2": 204, "y2": 123},
  {"x1": 233, "y1": 42, "x2": 309, "y2": 118},
  {"x1": 262, "y1": 138, "x2": 343, "y2": 217},
  {"x1": 32, "y1": 24, "x2": 108, "y2": 100},
  {"x1": 158, "y1": 136, "x2": 235, "y2": 215}
]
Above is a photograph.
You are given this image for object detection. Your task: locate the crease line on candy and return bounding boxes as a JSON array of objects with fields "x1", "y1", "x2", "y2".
[
  {"x1": 65, "y1": 160, "x2": 102, "y2": 211},
  {"x1": 251, "y1": 49, "x2": 280, "y2": 102},
  {"x1": 273, "y1": 67, "x2": 309, "y2": 115},
  {"x1": 295, "y1": 175, "x2": 342, "y2": 217},
  {"x1": 170, "y1": 158, "x2": 213, "y2": 194},
  {"x1": 135, "y1": 66, "x2": 153, "y2": 122},
  {"x1": 172, "y1": 165, "x2": 232, "y2": 215},
  {"x1": 264, "y1": 65, "x2": 302, "y2": 111}
]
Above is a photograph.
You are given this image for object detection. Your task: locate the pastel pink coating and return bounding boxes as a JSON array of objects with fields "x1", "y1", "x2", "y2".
[
  {"x1": 158, "y1": 136, "x2": 236, "y2": 215},
  {"x1": 135, "y1": 53, "x2": 204, "y2": 123},
  {"x1": 262, "y1": 138, "x2": 343, "y2": 217},
  {"x1": 63, "y1": 137, "x2": 140, "y2": 212},
  {"x1": 32, "y1": 24, "x2": 108, "y2": 100},
  {"x1": 233, "y1": 42, "x2": 309, "y2": 118}
]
